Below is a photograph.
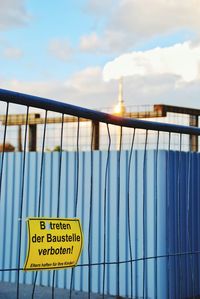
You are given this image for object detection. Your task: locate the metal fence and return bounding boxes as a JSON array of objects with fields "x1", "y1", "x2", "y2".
[
  {"x1": 1, "y1": 102, "x2": 200, "y2": 153},
  {"x1": 0, "y1": 88, "x2": 200, "y2": 299}
]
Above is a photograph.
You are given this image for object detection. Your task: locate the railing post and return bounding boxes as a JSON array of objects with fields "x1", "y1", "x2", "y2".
[
  {"x1": 92, "y1": 121, "x2": 99, "y2": 150},
  {"x1": 18, "y1": 126, "x2": 22, "y2": 152},
  {"x1": 29, "y1": 124, "x2": 37, "y2": 151},
  {"x1": 189, "y1": 115, "x2": 198, "y2": 152}
]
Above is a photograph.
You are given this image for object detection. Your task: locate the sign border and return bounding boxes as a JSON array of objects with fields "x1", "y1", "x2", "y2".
[{"x1": 24, "y1": 217, "x2": 83, "y2": 271}]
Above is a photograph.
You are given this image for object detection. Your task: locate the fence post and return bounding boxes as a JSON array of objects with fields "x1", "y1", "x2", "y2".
[
  {"x1": 189, "y1": 115, "x2": 198, "y2": 152},
  {"x1": 18, "y1": 125, "x2": 22, "y2": 152},
  {"x1": 29, "y1": 124, "x2": 37, "y2": 151},
  {"x1": 92, "y1": 121, "x2": 99, "y2": 150}
]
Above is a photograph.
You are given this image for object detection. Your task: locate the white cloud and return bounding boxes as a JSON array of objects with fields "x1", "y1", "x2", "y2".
[
  {"x1": 80, "y1": 33, "x2": 101, "y2": 53},
  {"x1": 3, "y1": 47, "x2": 23, "y2": 59},
  {"x1": 0, "y1": 67, "x2": 117, "y2": 109},
  {"x1": 85, "y1": 0, "x2": 117, "y2": 15},
  {"x1": 110, "y1": 0, "x2": 200, "y2": 38},
  {"x1": 83, "y1": 0, "x2": 200, "y2": 54},
  {"x1": 0, "y1": 0, "x2": 30, "y2": 30},
  {"x1": 48, "y1": 39, "x2": 73, "y2": 61},
  {"x1": 79, "y1": 30, "x2": 132, "y2": 54},
  {"x1": 103, "y1": 41, "x2": 200, "y2": 83},
  {"x1": 1, "y1": 64, "x2": 200, "y2": 114}
]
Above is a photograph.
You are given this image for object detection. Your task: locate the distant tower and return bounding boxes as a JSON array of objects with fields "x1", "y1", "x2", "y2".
[
  {"x1": 114, "y1": 77, "x2": 126, "y2": 116},
  {"x1": 113, "y1": 77, "x2": 127, "y2": 149}
]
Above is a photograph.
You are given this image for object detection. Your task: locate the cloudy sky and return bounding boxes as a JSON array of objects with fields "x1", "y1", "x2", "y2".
[{"x1": 1, "y1": 0, "x2": 200, "y2": 109}]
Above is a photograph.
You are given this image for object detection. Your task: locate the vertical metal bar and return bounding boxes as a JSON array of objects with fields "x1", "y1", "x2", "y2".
[
  {"x1": 70, "y1": 117, "x2": 80, "y2": 299},
  {"x1": 177, "y1": 134, "x2": 183, "y2": 299},
  {"x1": 31, "y1": 110, "x2": 48, "y2": 299},
  {"x1": 16, "y1": 106, "x2": 29, "y2": 299},
  {"x1": 0, "y1": 102, "x2": 9, "y2": 203},
  {"x1": 166, "y1": 132, "x2": 171, "y2": 299},
  {"x1": 0, "y1": 102, "x2": 9, "y2": 286},
  {"x1": 143, "y1": 130, "x2": 148, "y2": 299},
  {"x1": 37, "y1": 110, "x2": 48, "y2": 216},
  {"x1": 52, "y1": 113, "x2": 64, "y2": 299},
  {"x1": 134, "y1": 146, "x2": 138, "y2": 298},
  {"x1": 98, "y1": 151, "x2": 102, "y2": 294},
  {"x1": 186, "y1": 149, "x2": 195, "y2": 299},
  {"x1": 127, "y1": 129, "x2": 136, "y2": 299},
  {"x1": 106, "y1": 148, "x2": 111, "y2": 295},
  {"x1": 116, "y1": 126, "x2": 122, "y2": 297},
  {"x1": 79, "y1": 150, "x2": 86, "y2": 292},
  {"x1": 102, "y1": 124, "x2": 111, "y2": 299},
  {"x1": 154, "y1": 131, "x2": 160, "y2": 299},
  {"x1": 88, "y1": 123, "x2": 94, "y2": 299}
]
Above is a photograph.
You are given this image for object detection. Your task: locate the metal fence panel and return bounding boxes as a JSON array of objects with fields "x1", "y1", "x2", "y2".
[
  {"x1": 1, "y1": 89, "x2": 200, "y2": 299},
  {"x1": 0, "y1": 150, "x2": 199, "y2": 298}
]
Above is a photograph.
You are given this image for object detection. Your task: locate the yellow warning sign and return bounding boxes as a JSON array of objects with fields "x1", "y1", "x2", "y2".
[{"x1": 24, "y1": 218, "x2": 83, "y2": 271}]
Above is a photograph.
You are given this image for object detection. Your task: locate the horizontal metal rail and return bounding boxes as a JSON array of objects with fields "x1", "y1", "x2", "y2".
[{"x1": 1, "y1": 88, "x2": 200, "y2": 135}]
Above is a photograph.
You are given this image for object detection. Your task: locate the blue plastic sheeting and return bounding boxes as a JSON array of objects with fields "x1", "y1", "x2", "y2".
[{"x1": 0, "y1": 150, "x2": 199, "y2": 298}]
